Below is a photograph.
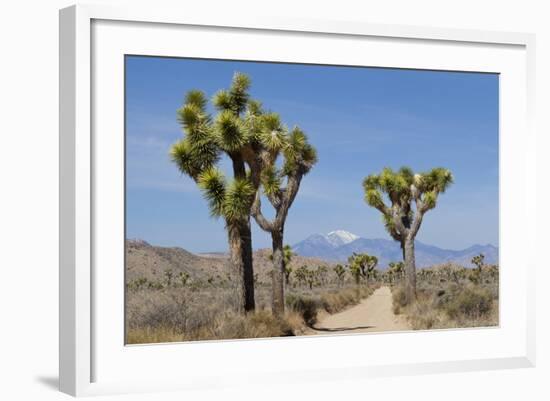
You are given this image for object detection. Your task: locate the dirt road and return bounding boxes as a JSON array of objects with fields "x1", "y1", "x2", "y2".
[{"x1": 311, "y1": 286, "x2": 410, "y2": 334}]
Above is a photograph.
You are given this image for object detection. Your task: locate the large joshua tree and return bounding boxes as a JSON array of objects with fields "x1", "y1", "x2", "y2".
[
  {"x1": 363, "y1": 167, "x2": 453, "y2": 302},
  {"x1": 170, "y1": 72, "x2": 274, "y2": 313},
  {"x1": 250, "y1": 126, "x2": 317, "y2": 316}
]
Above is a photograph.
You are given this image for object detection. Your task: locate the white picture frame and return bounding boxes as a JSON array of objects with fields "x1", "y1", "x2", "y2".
[{"x1": 59, "y1": 3, "x2": 536, "y2": 397}]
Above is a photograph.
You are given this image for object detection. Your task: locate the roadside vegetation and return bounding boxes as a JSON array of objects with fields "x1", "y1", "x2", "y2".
[
  {"x1": 126, "y1": 261, "x2": 377, "y2": 344},
  {"x1": 390, "y1": 255, "x2": 499, "y2": 330}
]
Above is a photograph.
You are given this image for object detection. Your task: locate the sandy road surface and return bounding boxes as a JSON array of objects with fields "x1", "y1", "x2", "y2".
[{"x1": 311, "y1": 286, "x2": 410, "y2": 334}]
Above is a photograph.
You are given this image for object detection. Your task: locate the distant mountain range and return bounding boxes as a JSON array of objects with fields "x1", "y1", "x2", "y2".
[{"x1": 292, "y1": 230, "x2": 498, "y2": 268}]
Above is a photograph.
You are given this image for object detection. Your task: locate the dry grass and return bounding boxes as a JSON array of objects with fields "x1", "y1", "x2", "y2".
[
  {"x1": 126, "y1": 283, "x2": 375, "y2": 344},
  {"x1": 391, "y1": 266, "x2": 499, "y2": 330}
]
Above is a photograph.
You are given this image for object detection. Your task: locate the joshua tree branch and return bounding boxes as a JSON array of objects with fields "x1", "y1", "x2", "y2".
[
  {"x1": 251, "y1": 190, "x2": 276, "y2": 232},
  {"x1": 391, "y1": 205, "x2": 409, "y2": 238},
  {"x1": 409, "y1": 210, "x2": 424, "y2": 239}
]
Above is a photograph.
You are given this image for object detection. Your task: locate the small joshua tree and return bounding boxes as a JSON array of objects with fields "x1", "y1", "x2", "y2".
[
  {"x1": 315, "y1": 265, "x2": 329, "y2": 286},
  {"x1": 270, "y1": 244, "x2": 295, "y2": 287},
  {"x1": 363, "y1": 167, "x2": 453, "y2": 303},
  {"x1": 164, "y1": 269, "x2": 174, "y2": 287},
  {"x1": 348, "y1": 253, "x2": 378, "y2": 286},
  {"x1": 349, "y1": 263, "x2": 362, "y2": 286},
  {"x1": 305, "y1": 268, "x2": 316, "y2": 290},
  {"x1": 178, "y1": 271, "x2": 190, "y2": 287},
  {"x1": 295, "y1": 265, "x2": 309, "y2": 288},
  {"x1": 334, "y1": 264, "x2": 346, "y2": 286},
  {"x1": 470, "y1": 253, "x2": 485, "y2": 284},
  {"x1": 388, "y1": 261, "x2": 405, "y2": 285}
]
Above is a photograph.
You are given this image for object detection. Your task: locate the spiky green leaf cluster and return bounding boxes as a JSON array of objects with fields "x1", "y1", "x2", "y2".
[
  {"x1": 213, "y1": 72, "x2": 251, "y2": 115},
  {"x1": 172, "y1": 89, "x2": 219, "y2": 180},
  {"x1": 363, "y1": 166, "x2": 452, "y2": 208},
  {"x1": 261, "y1": 164, "x2": 282, "y2": 197},
  {"x1": 214, "y1": 110, "x2": 246, "y2": 152},
  {"x1": 197, "y1": 168, "x2": 226, "y2": 217},
  {"x1": 258, "y1": 113, "x2": 286, "y2": 152},
  {"x1": 197, "y1": 168, "x2": 255, "y2": 223},
  {"x1": 223, "y1": 178, "x2": 255, "y2": 223},
  {"x1": 282, "y1": 127, "x2": 318, "y2": 176},
  {"x1": 170, "y1": 138, "x2": 219, "y2": 180},
  {"x1": 419, "y1": 167, "x2": 454, "y2": 193}
]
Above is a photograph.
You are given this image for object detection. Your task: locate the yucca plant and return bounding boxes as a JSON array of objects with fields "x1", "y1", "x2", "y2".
[
  {"x1": 333, "y1": 264, "x2": 346, "y2": 286},
  {"x1": 363, "y1": 167, "x2": 453, "y2": 303},
  {"x1": 470, "y1": 253, "x2": 485, "y2": 284},
  {"x1": 347, "y1": 252, "x2": 378, "y2": 286},
  {"x1": 270, "y1": 244, "x2": 295, "y2": 287},
  {"x1": 294, "y1": 265, "x2": 309, "y2": 288},
  {"x1": 170, "y1": 73, "x2": 266, "y2": 313},
  {"x1": 388, "y1": 261, "x2": 405, "y2": 285},
  {"x1": 250, "y1": 125, "x2": 317, "y2": 316}
]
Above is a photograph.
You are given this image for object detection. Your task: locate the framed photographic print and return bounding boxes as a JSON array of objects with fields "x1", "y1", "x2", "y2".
[{"x1": 59, "y1": 4, "x2": 536, "y2": 397}]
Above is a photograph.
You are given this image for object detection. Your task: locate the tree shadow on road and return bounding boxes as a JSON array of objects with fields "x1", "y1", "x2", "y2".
[{"x1": 311, "y1": 325, "x2": 375, "y2": 332}]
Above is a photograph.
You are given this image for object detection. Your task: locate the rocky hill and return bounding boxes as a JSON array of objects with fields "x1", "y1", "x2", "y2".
[{"x1": 126, "y1": 239, "x2": 336, "y2": 285}]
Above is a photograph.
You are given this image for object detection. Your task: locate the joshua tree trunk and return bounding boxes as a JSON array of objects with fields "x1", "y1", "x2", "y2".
[
  {"x1": 403, "y1": 237, "x2": 416, "y2": 302},
  {"x1": 228, "y1": 155, "x2": 255, "y2": 313},
  {"x1": 227, "y1": 219, "x2": 255, "y2": 313},
  {"x1": 271, "y1": 229, "x2": 285, "y2": 316}
]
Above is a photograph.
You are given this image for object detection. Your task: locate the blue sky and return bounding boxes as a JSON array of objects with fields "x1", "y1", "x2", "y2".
[{"x1": 125, "y1": 56, "x2": 499, "y2": 253}]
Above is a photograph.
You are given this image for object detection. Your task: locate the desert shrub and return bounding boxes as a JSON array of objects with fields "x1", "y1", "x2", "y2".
[
  {"x1": 321, "y1": 291, "x2": 354, "y2": 313},
  {"x1": 320, "y1": 286, "x2": 373, "y2": 313},
  {"x1": 444, "y1": 286, "x2": 493, "y2": 319},
  {"x1": 199, "y1": 310, "x2": 294, "y2": 340},
  {"x1": 391, "y1": 285, "x2": 409, "y2": 314},
  {"x1": 285, "y1": 294, "x2": 320, "y2": 326},
  {"x1": 127, "y1": 310, "x2": 295, "y2": 344},
  {"x1": 407, "y1": 299, "x2": 441, "y2": 330}
]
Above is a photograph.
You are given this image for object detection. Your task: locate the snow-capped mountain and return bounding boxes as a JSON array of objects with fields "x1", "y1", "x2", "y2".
[
  {"x1": 325, "y1": 230, "x2": 359, "y2": 247},
  {"x1": 292, "y1": 230, "x2": 498, "y2": 268}
]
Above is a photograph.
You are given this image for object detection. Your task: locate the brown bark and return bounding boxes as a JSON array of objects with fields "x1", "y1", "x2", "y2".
[
  {"x1": 227, "y1": 219, "x2": 255, "y2": 314},
  {"x1": 227, "y1": 153, "x2": 255, "y2": 313},
  {"x1": 403, "y1": 237, "x2": 416, "y2": 302},
  {"x1": 271, "y1": 230, "x2": 285, "y2": 316}
]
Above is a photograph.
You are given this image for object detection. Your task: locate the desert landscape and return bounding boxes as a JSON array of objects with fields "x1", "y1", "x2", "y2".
[
  {"x1": 125, "y1": 59, "x2": 499, "y2": 344},
  {"x1": 126, "y1": 232, "x2": 498, "y2": 343}
]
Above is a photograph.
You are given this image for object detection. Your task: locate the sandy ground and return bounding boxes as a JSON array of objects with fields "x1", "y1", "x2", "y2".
[{"x1": 310, "y1": 286, "x2": 411, "y2": 334}]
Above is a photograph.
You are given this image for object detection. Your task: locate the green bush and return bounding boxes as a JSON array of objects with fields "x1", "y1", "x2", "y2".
[{"x1": 444, "y1": 286, "x2": 493, "y2": 319}]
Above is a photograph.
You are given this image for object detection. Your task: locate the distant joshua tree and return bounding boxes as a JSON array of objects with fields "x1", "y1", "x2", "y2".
[
  {"x1": 270, "y1": 244, "x2": 296, "y2": 287},
  {"x1": 294, "y1": 265, "x2": 309, "y2": 288},
  {"x1": 305, "y1": 269, "x2": 316, "y2": 290},
  {"x1": 388, "y1": 261, "x2": 405, "y2": 285},
  {"x1": 178, "y1": 271, "x2": 190, "y2": 287},
  {"x1": 315, "y1": 265, "x2": 329, "y2": 286},
  {"x1": 363, "y1": 167, "x2": 453, "y2": 303},
  {"x1": 164, "y1": 269, "x2": 174, "y2": 287},
  {"x1": 470, "y1": 253, "x2": 485, "y2": 284},
  {"x1": 347, "y1": 253, "x2": 378, "y2": 286},
  {"x1": 333, "y1": 264, "x2": 346, "y2": 286}
]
